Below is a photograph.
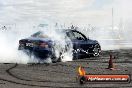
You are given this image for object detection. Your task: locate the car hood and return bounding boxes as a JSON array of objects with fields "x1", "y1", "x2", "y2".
[{"x1": 86, "y1": 39, "x2": 99, "y2": 44}]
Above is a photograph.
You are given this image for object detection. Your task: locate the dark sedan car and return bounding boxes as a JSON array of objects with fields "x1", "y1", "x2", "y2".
[{"x1": 18, "y1": 29, "x2": 101, "y2": 62}]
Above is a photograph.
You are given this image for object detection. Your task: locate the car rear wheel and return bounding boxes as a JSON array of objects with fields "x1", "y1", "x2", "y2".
[
  {"x1": 51, "y1": 47, "x2": 62, "y2": 63},
  {"x1": 51, "y1": 53, "x2": 62, "y2": 63}
]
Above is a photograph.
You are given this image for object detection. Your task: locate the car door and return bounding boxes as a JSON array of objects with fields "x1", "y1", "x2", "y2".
[{"x1": 66, "y1": 30, "x2": 88, "y2": 55}]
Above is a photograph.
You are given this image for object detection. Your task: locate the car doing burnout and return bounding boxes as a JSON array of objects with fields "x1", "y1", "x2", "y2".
[{"x1": 18, "y1": 29, "x2": 101, "y2": 62}]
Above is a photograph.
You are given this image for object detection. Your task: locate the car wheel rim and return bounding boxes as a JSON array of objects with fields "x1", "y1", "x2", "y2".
[{"x1": 93, "y1": 45, "x2": 100, "y2": 56}]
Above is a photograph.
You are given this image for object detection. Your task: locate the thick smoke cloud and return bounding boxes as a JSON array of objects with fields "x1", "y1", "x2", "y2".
[
  {"x1": 0, "y1": 0, "x2": 132, "y2": 63},
  {"x1": 0, "y1": 23, "x2": 73, "y2": 63}
]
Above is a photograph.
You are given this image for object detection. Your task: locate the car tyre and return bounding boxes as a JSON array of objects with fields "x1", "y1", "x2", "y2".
[{"x1": 93, "y1": 44, "x2": 101, "y2": 57}]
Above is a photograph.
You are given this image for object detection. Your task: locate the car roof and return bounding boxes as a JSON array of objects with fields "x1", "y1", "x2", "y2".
[
  {"x1": 63, "y1": 29, "x2": 80, "y2": 33},
  {"x1": 31, "y1": 29, "x2": 80, "y2": 36}
]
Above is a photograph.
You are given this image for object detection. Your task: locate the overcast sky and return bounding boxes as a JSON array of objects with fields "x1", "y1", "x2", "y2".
[{"x1": 0, "y1": 0, "x2": 132, "y2": 27}]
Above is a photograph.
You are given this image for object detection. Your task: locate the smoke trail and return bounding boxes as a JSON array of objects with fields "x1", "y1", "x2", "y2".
[
  {"x1": 36, "y1": 25, "x2": 73, "y2": 62},
  {"x1": 0, "y1": 23, "x2": 73, "y2": 64},
  {"x1": 0, "y1": 30, "x2": 30, "y2": 63}
]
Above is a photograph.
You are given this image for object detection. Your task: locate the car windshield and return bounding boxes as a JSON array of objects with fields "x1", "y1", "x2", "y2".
[{"x1": 31, "y1": 31, "x2": 49, "y2": 38}]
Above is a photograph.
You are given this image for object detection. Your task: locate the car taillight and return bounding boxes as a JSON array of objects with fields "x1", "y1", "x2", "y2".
[{"x1": 39, "y1": 42, "x2": 49, "y2": 48}]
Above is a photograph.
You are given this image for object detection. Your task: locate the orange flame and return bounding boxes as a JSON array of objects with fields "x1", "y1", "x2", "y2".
[{"x1": 78, "y1": 66, "x2": 86, "y2": 76}]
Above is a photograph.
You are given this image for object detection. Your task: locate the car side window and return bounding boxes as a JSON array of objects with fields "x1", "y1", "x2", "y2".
[
  {"x1": 66, "y1": 32, "x2": 75, "y2": 40},
  {"x1": 73, "y1": 31, "x2": 86, "y2": 40}
]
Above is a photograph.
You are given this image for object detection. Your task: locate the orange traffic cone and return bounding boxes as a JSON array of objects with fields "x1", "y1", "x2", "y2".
[{"x1": 108, "y1": 54, "x2": 115, "y2": 70}]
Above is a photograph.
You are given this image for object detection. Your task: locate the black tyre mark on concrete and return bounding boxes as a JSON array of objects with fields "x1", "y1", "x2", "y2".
[
  {"x1": 27, "y1": 63, "x2": 76, "y2": 74},
  {"x1": 6, "y1": 64, "x2": 31, "y2": 81},
  {"x1": 0, "y1": 64, "x2": 53, "y2": 87},
  {"x1": 27, "y1": 63, "x2": 90, "y2": 75},
  {"x1": 0, "y1": 77, "x2": 53, "y2": 87},
  {"x1": 6, "y1": 64, "x2": 76, "y2": 85},
  {"x1": 0, "y1": 83, "x2": 5, "y2": 84},
  {"x1": 28, "y1": 62, "x2": 84, "y2": 68}
]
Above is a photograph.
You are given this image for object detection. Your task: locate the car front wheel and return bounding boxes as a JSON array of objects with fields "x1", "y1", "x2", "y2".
[{"x1": 93, "y1": 44, "x2": 101, "y2": 57}]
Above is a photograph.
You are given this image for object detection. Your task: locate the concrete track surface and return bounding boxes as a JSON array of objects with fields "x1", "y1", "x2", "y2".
[{"x1": 0, "y1": 49, "x2": 132, "y2": 88}]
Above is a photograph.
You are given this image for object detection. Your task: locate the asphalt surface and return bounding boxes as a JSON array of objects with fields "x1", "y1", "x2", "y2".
[{"x1": 0, "y1": 49, "x2": 132, "y2": 88}]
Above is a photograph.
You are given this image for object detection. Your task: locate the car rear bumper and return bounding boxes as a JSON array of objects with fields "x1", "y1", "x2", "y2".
[
  {"x1": 33, "y1": 48, "x2": 52, "y2": 59},
  {"x1": 19, "y1": 46, "x2": 53, "y2": 59}
]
